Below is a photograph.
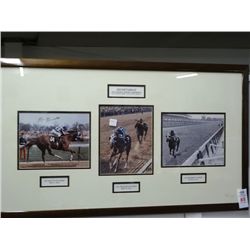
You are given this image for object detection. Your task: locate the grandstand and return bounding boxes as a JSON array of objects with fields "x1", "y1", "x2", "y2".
[
  {"x1": 162, "y1": 114, "x2": 224, "y2": 128},
  {"x1": 100, "y1": 106, "x2": 152, "y2": 117}
]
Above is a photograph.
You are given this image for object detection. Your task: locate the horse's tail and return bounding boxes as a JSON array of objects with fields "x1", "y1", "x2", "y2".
[{"x1": 24, "y1": 139, "x2": 37, "y2": 149}]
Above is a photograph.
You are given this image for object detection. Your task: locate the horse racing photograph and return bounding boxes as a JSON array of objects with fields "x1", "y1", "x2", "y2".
[
  {"x1": 161, "y1": 113, "x2": 225, "y2": 167},
  {"x1": 18, "y1": 111, "x2": 91, "y2": 170},
  {"x1": 99, "y1": 105, "x2": 153, "y2": 175}
]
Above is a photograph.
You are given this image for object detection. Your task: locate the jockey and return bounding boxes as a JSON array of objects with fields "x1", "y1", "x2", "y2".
[
  {"x1": 135, "y1": 118, "x2": 148, "y2": 135},
  {"x1": 111, "y1": 127, "x2": 128, "y2": 146},
  {"x1": 167, "y1": 130, "x2": 177, "y2": 141},
  {"x1": 137, "y1": 118, "x2": 143, "y2": 124},
  {"x1": 135, "y1": 118, "x2": 144, "y2": 130},
  {"x1": 170, "y1": 130, "x2": 175, "y2": 137},
  {"x1": 51, "y1": 126, "x2": 67, "y2": 137},
  {"x1": 115, "y1": 127, "x2": 127, "y2": 140},
  {"x1": 50, "y1": 126, "x2": 67, "y2": 146}
]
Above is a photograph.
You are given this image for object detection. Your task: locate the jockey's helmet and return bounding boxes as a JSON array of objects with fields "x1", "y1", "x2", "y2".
[
  {"x1": 117, "y1": 127, "x2": 123, "y2": 133},
  {"x1": 170, "y1": 130, "x2": 175, "y2": 136}
]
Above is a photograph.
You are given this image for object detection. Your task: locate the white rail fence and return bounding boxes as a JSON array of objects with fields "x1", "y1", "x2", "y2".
[{"x1": 181, "y1": 126, "x2": 224, "y2": 166}]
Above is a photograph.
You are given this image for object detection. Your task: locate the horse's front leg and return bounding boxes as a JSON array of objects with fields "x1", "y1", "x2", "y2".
[
  {"x1": 144, "y1": 129, "x2": 148, "y2": 141},
  {"x1": 137, "y1": 133, "x2": 141, "y2": 144},
  {"x1": 109, "y1": 156, "x2": 113, "y2": 170},
  {"x1": 41, "y1": 149, "x2": 46, "y2": 165},
  {"x1": 173, "y1": 148, "x2": 176, "y2": 158},
  {"x1": 47, "y1": 147, "x2": 63, "y2": 160},
  {"x1": 68, "y1": 149, "x2": 75, "y2": 161},
  {"x1": 170, "y1": 148, "x2": 175, "y2": 157},
  {"x1": 139, "y1": 135, "x2": 142, "y2": 144},
  {"x1": 124, "y1": 149, "x2": 130, "y2": 169},
  {"x1": 61, "y1": 147, "x2": 75, "y2": 161},
  {"x1": 114, "y1": 152, "x2": 122, "y2": 173},
  {"x1": 109, "y1": 150, "x2": 117, "y2": 170}
]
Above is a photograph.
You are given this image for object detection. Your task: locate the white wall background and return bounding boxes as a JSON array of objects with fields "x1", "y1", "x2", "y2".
[{"x1": 2, "y1": 43, "x2": 250, "y2": 217}]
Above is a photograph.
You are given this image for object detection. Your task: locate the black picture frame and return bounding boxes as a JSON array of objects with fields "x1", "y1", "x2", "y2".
[
  {"x1": 99, "y1": 104, "x2": 154, "y2": 176},
  {"x1": 17, "y1": 111, "x2": 91, "y2": 170},
  {"x1": 1, "y1": 59, "x2": 248, "y2": 218},
  {"x1": 161, "y1": 112, "x2": 226, "y2": 168}
]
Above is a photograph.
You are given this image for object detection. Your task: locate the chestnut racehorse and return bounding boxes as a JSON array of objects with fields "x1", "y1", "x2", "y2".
[{"x1": 24, "y1": 131, "x2": 79, "y2": 164}]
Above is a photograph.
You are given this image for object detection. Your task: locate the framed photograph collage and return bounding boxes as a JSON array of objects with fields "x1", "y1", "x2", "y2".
[{"x1": 1, "y1": 59, "x2": 249, "y2": 217}]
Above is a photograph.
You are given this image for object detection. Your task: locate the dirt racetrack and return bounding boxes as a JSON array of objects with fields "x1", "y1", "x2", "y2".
[
  {"x1": 99, "y1": 111, "x2": 153, "y2": 175},
  {"x1": 18, "y1": 143, "x2": 90, "y2": 169},
  {"x1": 162, "y1": 122, "x2": 224, "y2": 166}
]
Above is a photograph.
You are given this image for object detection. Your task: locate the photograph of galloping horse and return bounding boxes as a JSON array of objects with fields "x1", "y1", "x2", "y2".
[
  {"x1": 18, "y1": 111, "x2": 91, "y2": 169},
  {"x1": 166, "y1": 130, "x2": 180, "y2": 158},
  {"x1": 108, "y1": 129, "x2": 132, "y2": 173},
  {"x1": 162, "y1": 113, "x2": 225, "y2": 167},
  {"x1": 99, "y1": 105, "x2": 153, "y2": 175},
  {"x1": 25, "y1": 130, "x2": 79, "y2": 163},
  {"x1": 135, "y1": 118, "x2": 148, "y2": 144}
]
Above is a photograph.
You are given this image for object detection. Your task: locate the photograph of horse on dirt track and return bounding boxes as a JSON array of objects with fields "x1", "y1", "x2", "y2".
[
  {"x1": 162, "y1": 113, "x2": 225, "y2": 167},
  {"x1": 18, "y1": 111, "x2": 90, "y2": 170},
  {"x1": 99, "y1": 105, "x2": 153, "y2": 175}
]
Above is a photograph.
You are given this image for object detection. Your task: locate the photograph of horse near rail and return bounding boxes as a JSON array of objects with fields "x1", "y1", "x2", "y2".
[
  {"x1": 162, "y1": 113, "x2": 225, "y2": 167},
  {"x1": 99, "y1": 105, "x2": 153, "y2": 175},
  {"x1": 18, "y1": 111, "x2": 90, "y2": 170}
]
